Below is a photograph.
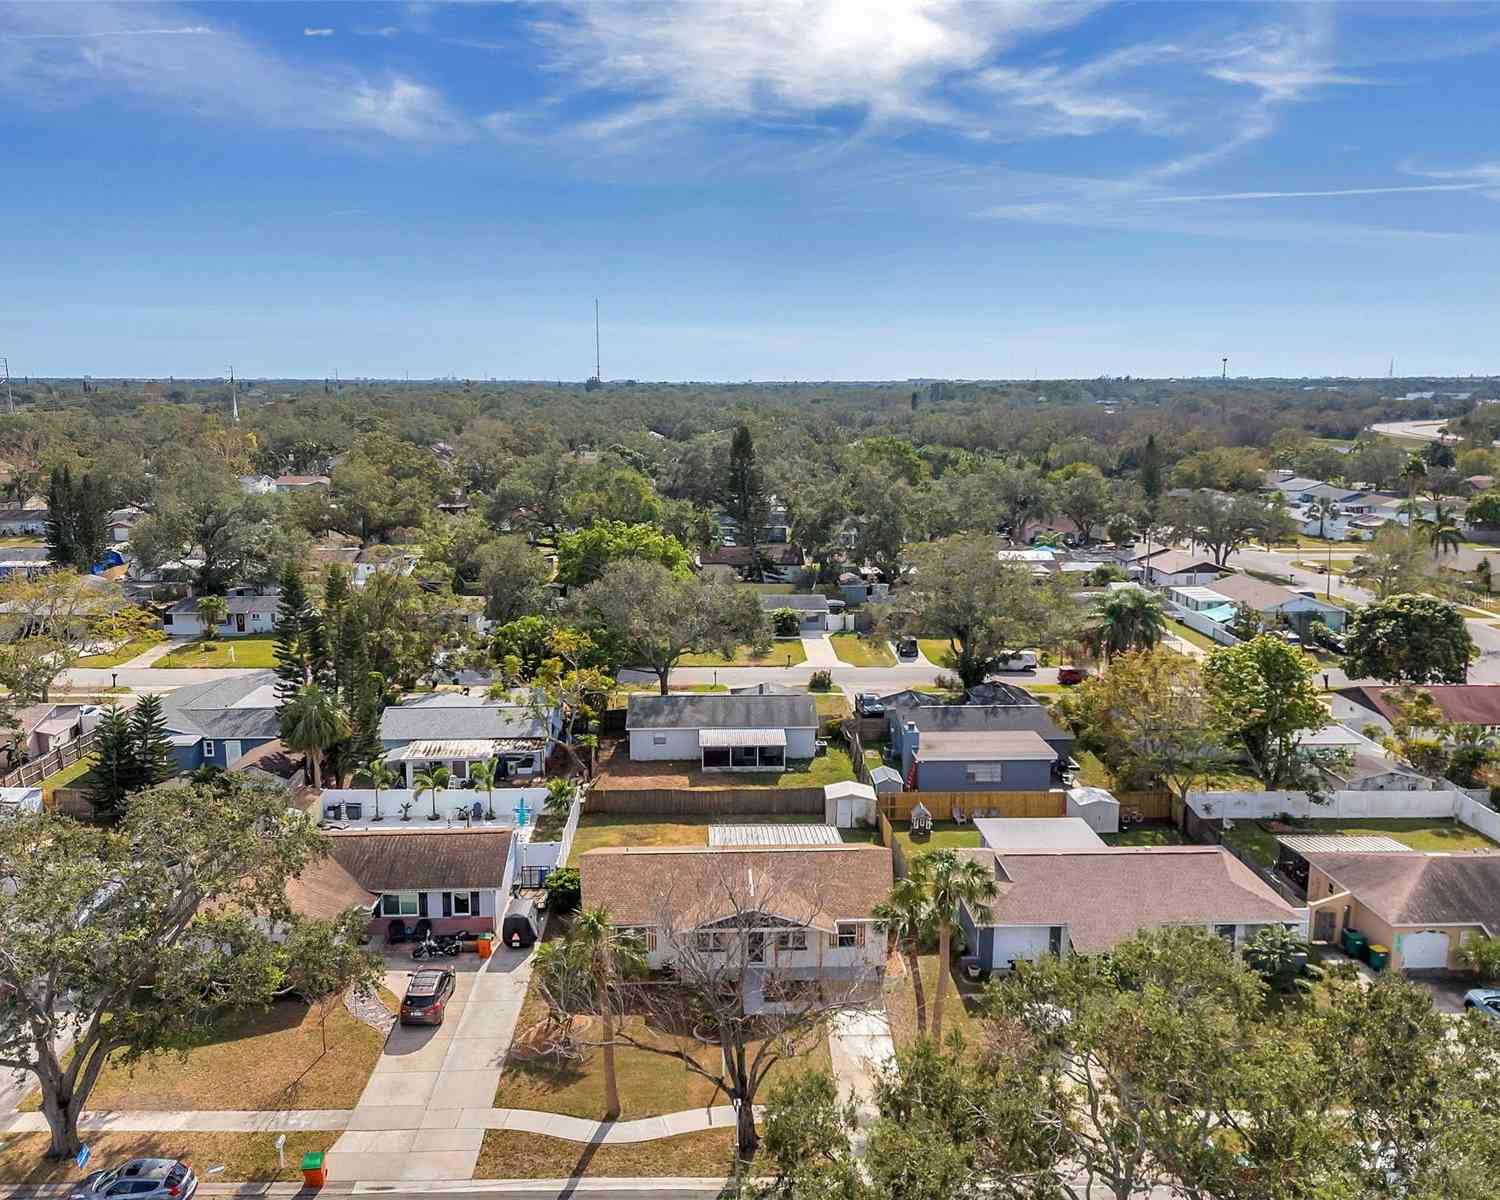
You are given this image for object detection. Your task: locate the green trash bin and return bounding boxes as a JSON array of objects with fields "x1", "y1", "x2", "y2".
[
  {"x1": 1345, "y1": 931, "x2": 1368, "y2": 961},
  {"x1": 1367, "y1": 944, "x2": 1390, "y2": 971},
  {"x1": 301, "y1": 1152, "x2": 326, "y2": 1188}
]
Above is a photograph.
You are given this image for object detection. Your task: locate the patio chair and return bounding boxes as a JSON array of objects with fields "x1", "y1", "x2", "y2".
[{"x1": 952, "y1": 806, "x2": 967, "y2": 824}]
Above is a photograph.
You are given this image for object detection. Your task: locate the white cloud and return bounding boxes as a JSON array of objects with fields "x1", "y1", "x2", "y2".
[
  {"x1": 303, "y1": 28, "x2": 335, "y2": 38},
  {"x1": 0, "y1": 24, "x2": 211, "y2": 40},
  {"x1": 1146, "y1": 183, "x2": 1488, "y2": 204},
  {"x1": 0, "y1": 1, "x2": 466, "y2": 142}
]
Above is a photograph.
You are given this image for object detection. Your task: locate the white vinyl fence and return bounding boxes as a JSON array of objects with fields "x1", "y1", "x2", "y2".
[
  {"x1": 1188, "y1": 788, "x2": 1487, "y2": 825},
  {"x1": 1165, "y1": 603, "x2": 1240, "y2": 647}
]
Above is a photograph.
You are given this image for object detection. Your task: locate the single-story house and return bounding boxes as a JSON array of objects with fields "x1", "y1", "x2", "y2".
[
  {"x1": 1262, "y1": 475, "x2": 1324, "y2": 506},
  {"x1": 1295, "y1": 723, "x2": 1437, "y2": 791},
  {"x1": 579, "y1": 844, "x2": 892, "y2": 993},
  {"x1": 159, "y1": 670, "x2": 281, "y2": 772},
  {"x1": 1139, "y1": 549, "x2": 1224, "y2": 588},
  {"x1": 238, "y1": 474, "x2": 277, "y2": 495},
  {"x1": 1332, "y1": 685, "x2": 1500, "y2": 737},
  {"x1": 8, "y1": 703, "x2": 84, "y2": 763},
  {"x1": 730, "y1": 682, "x2": 807, "y2": 697},
  {"x1": 274, "y1": 474, "x2": 331, "y2": 492},
  {"x1": 163, "y1": 587, "x2": 282, "y2": 638},
  {"x1": 0, "y1": 506, "x2": 48, "y2": 536},
  {"x1": 838, "y1": 572, "x2": 889, "y2": 605},
  {"x1": 317, "y1": 828, "x2": 516, "y2": 939},
  {"x1": 626, "y1": 693, "x2": 817, "y2": 769},
  {"x1": 0, "y1": 546, "x2": 51, "y2": 579},
  {"x1": 973, "y1": 816, "x2": 1106, "y2": 850},
  {"x1": 379, "y1": 691, "x2": 564, "y2": 785},
  {"x1": 887, "y1": 703, "x2": 1074, "y2": 768},
  {"x1": 957, "y1": 846, "x2": 1304, "y2": 973},
  {"x1": 997, "y1": 547, "x2": 1059, "y2": 576},
  {"x1": 698, "y1": 543, "x2": 806, "y2": 582},
  {"x1": 1170, "y1": 573, "x2": 1348, "y2": 636},
  {"x1": 904, "y1": 728, "x2": 1058, "y2": 792},
  {"x1": 759, "y1": 593, "x2": 831, "y2": 632},
  {"x1": 106, "y1": 507, "x2": 145, "y2": 545},
  {"x1": 0, "y1": 787, "x2": 44, "y2": 821},
  {"x1": 1303, "y1": 852, "x2": 1500, "y2": 971}
]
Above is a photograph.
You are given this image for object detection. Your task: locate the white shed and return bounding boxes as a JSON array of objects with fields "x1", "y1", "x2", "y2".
[
  {"x1": 1065, "y1": 786, "x2": 1121, "y2": 834},
  {"x1": 824, "y1": 780, "x2": 877, "y2": 829}
]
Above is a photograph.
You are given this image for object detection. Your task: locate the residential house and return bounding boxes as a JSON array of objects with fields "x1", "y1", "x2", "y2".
[
  {"x1": 579, "y1": 843, "x2": 892, "y2": 990},
  {"x1": 1138, "y1": 549, "x2": 1224, "y2": 588},
  {"x1": 163, "y1": 586, "x2": 282, "y2": 638},
  {"x1": 1332, "y1": 685, "x2": 1500, "y2": 737},
  {"x1": 0, "y1": 506, "x2": 48, "y2": 537},
  {"x1": 996, "y1": 547, "x2": 1059, "y2": 576},
  {"x1": 887, "y1": 703, "x2": 1074, "y2": 772},
  {"x1": 1295, "y1": 723, "x2": 1438, "y2": 791},
  {"x1": 626, "y1": 693, "x2": 817, "y2": 769},
  {"x1": 956, "y1": 846, "x2": 1304, "y2": 973},
  {"x1": 1303, "y1": 852, "x2": 1500, "y2": 971},
  {"x1": 379, "y1": 691, "x2": 564, "y2": 785},
  {"x1": 159, "y1": 670, "x2": 281, "y2": 773},
  {"x1": 837, "y1": 571, "x2": 889, "y2": 605},
  {"x1": 106, "y1": 507, "x2": 145, "y2": 545},
  {"x1": 273, "y1": 474, "x2": 331, "y2": 492},
  {"x1": 8, "y1": 704, "x2": 84, "y2": 763},
  {"x1": 698, "y1": 543, "x2": 806, "y2": 582},
  {"x1": 902, "y1": 728, "x2": 1058, "y2": 792},
  {"x1": 1262, "y1": 475, "x2": 1325, "y2": 506},
  {"x1": 758, "y1": 592, "x2": 831, "y2": 632},
  {"x1": 1170, "y1": 573, "x2": 1347, "y2": 637},
  {"x1": 0, "y1": 547, "x2": 51, "y2": 579},
  {"x1": 238, "y1": 474, "x2": 277, "y2": 495}
]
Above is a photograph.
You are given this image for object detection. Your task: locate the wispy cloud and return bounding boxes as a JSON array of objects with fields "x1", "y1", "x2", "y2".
[
  {"x1": 1147, "y1": 183, "x2": 1490, "y2": 204},
  {"x1": 0, "y1": 1, "x2": 466, "y2": 143},
  {"x1": 303, "y1": 28, "x2": 335, "y2": 39}
]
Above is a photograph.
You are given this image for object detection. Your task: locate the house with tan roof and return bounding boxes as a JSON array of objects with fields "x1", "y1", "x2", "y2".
[
  {"x1": 955, "y1": 846, "x2": 1303, "y2": 973},
  {"x1": 1303, "y1": 852, "x2": 1500, "y2": 971},
  {"x1": 579, "y1": 843, "x2": 892, "y2": 993}
]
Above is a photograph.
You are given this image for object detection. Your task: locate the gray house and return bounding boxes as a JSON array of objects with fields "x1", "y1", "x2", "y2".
[
  {"x1": 905, "y1": 729, "x2": 1057, "y2": 792},
  {"x1": 627, "y1": 693, "x2": 817, "y2": 769},
  {"x1": 887, "y1": 703, "x2": 1073, "y2": 769},
  {"x1": 758, "y1": 593, "x2": 831, "y2": 632},
  {"x1": 160, "y1": 670, "x2": 282, "y2": 773}
]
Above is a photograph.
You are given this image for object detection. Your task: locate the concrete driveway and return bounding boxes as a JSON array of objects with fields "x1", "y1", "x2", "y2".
[{"x1": 327, "y1": 946, "x2": 532, "y2": 1182}]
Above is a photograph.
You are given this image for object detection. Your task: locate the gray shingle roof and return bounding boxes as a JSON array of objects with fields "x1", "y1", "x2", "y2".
[
  {"x1": 160, "y1": 670, "x2": 282, "y2": 740},
  {"x1": 379, "y1": 702, "x2": 550, "y2": 742},
  {"x1": 757, "y1": 594, "x2": 829, "y2": 612},
  {"x1": 167, "y1": 589, "x2": 281, "y2": 617},
  {"x1": 1304, "y1": 852, "x2": 1500, "y2": 931},
  {"x1": 627, "y1": 693, "x2": 817, "y2": 731},
  {"x1": 900, "y1": 704, "x2": 1070, "y2": 744}
]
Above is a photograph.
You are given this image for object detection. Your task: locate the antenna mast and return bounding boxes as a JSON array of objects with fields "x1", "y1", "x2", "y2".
[
  {"x1": 1221, "y1": 356, "x2": 1228, "y2": 381},
  {"x1": 1, "y1": 357, "x2": 12, "y2": 416},
  {"x1": 228, "y1": 365, "x2": 239, "y2": 423},
  {"x1": 594, "y1": 298, "x2": 601, "y2": 382}
]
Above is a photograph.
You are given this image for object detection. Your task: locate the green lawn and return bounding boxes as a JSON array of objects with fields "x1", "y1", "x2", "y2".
[
  {"x1": 154, "y1": 633, "x2": 279, "y2": 668},
  {"x1": 1074, "y1": 750, "x2": 1114, "y2": 788},
  {"x1": 1164, "y1": 618, "x2": 1219, "y2": 652},
  {"x1": 568, "y1": 813, "x2": 826, "y2": 865},
  {"x1": 885, "y1": 953, "x2": 982, "y2": 1048},
  {"x1": 733, "y1": 746, "x2": 857, "y2": 789},
  {"x1": 813, "y1": 692, "x2": 851, "y2": 721},
  {"x1": 917, "y1": 639, "x2": 956, "y2": 667},
  {"x1": 0, "y1": 1133, "x2": 338, "y2": 1184},
  {"x1": 1102, "y1": 824, "x2": 1187, "y2": 847},
  {"x1": 1223, "y1": 817, "x2": 1496, "y2": 869},
  {"x1": 829, "y1": 633, "x2": 896, "y2": 667},
  {"x1": 893, "y1": 820, "x2": 982, "y2": 862},
  {"x1": 42, "y1": 754, "x2": 95, "y2": 790},
  {"x1": 675, "y1": 640, "x2": 808, "y2": 668},
  {"x1": 76, "y1": 637, "x2": 164, "y2": 667}
]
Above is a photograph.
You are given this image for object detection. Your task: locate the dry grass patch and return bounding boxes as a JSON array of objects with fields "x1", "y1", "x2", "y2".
[
  {"x1": 884, "y1": 952, "x2": 984, "y2": 1049},
  {"x1": 567, "y1": 814, "x2": 825, "y2": 865},
  {"x1": 0, "y1": 1132, "x2": 337, "y2": 1183},
  {"x1": 474, "y1": 1128, "x2": 741, "y2": 1179}
]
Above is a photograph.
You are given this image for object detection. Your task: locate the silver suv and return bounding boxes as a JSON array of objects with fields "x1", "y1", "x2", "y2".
[{"x1": 72, "y1": 1159, "x2": 198, "y2": 1200}]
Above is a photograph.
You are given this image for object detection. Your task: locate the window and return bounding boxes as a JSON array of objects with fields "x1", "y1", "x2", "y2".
[
  {"x1": 163, "y1": 613, "x2": 173, "y2": 625},
  {"x1": 382, "y1": 892, "x2": 420, "y2": 917},
  {"x1": 451, "y1": 892, "x2": 472, "y2": 916},
  {"x1": 1213, "y1": 923, "x2": 1237, "y2": 944},
  {"x1": 966, "y1": 764, "x2": 1004, "y2": 783},
  {"x1": 695, "y1": 931, "x2": 726, "y2": 953},
  {"x1": 836, "y1": 923, "x2": 859, "y2": 948},
  {"x1": 775, "y1": 931, "x2": 807, "y2": 952},
  {"x1": 652, "y1": 734, "x2": 667, "y2": 746},
  {"x1": 617, "y1": 925, "x2": 658, "y2": 951},
  {"x1": 203, "y1": 740, "x2": 216, "y2": 758}
]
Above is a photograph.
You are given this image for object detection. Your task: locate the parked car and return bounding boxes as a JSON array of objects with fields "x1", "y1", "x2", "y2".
[
  {"x1": 1464, "y1": 988, "x2": 1500, "y2": 1022},
  {"x1": 72, "y1": 1159, "x2": 197, "y2": 1200},
  {"x1": 400, "y1": 968, "x2": 457, "y2": 1026},
  {"x1": 1057, "y1": 666, "x2": 1092, "y2": 686},
  {"x1": 994, "y1": 650, "x2": 1038, "y2": 671},
  {"x1": 896, "y1": 637, "x2": 918, "y2": 660},
  {"x1": 856, "y1": 692, "x2": 884, "y2": 717}
]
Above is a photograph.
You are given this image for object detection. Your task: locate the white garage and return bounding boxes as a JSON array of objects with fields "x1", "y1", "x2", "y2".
[{"x1": 1396, "y1": 930, "x2": 1450, "y2": 970}]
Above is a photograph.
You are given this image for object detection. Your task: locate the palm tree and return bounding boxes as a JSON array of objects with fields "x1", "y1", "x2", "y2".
[
  {"x1": 413, "y1": 765, "x2": 451, "y2": 821},
  {"x1": 873, "y1": 878, "x2": 937, "y2": 1039},
  {"x1": 1421, "y1": 499, "x2": 1463, "y2": 561},
  {"x1": 367, "y1": 756, "x2": 396, "y2": 822},
  {"x1": 1479, "y1": 556, "x2": 1493, "y2": 595},
  {"x1": 469, "y1": 759, "x2": 498, "y2": 820},
  {"x1": 911, "y1": 849, "x2": 999, "y2": 1042},
  {"x1": 279, "y1": 684, "x2": 348, "y2": 791},
  {"x1": 1402, "y1": 453, "x2": 1428, "y2": 501},
  {"x1": 1309, "y1": 496, "x2": 1339, "y2": 541},
  {"x1": 195, "y1": 594, "x2": 229, "y2": 642},
  {"x1": 1084, "y1": 587, "x2": 1167, "y2": 661},
  {"x1": 558, "y1": 907, "x2": 648, "y2": 1120}
]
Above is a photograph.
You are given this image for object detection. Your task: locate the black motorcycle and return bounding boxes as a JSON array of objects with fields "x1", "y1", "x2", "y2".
[{"x1": 410, "y1": 932, "x2": 463, "y2": 960}]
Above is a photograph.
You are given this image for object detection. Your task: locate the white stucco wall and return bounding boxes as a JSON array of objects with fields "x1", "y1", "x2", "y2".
[
  {"x1": 991, "y1": 925, "x2": 1060, "y2": 969},
  {"x1": 628, "y1": 726, "x2": 819, "y2": 762}
]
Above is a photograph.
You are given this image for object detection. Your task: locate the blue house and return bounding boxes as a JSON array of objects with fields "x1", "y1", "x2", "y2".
[{"x1": 160, "y1": 670, "x2": 282, "y2": 772}]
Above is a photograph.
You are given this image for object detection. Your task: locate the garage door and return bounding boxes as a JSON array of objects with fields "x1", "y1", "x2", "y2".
[{"x1": 1399, "y1": 930, "x2": 1450, "y2": 970}]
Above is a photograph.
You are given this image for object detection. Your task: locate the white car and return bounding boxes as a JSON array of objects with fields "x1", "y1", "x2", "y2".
[{"x1": 994, "y1": 650, "x2": 1038, "y2": 671}]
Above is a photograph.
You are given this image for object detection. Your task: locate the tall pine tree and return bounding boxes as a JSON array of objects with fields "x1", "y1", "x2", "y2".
[
  {"x1": 85, "y1": 705, "x2": 135, "y2": 823},
  {"x1": 128, "y1": 694, "x2": 178, "y2": 787},
  {"x1": 273, "y1": 562, "x2": 328, "y2": 700},
  {"x1": 724, "y1": 424, "x2": 772, "y2": 582},
  {"x1": 45, "y1": 466, "x2": 109, "y2": 571}
]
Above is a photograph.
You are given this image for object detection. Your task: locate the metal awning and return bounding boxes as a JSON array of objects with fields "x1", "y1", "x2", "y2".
[
  {"x1": 384, "y1": 739, "x2": 501, "y2": 761},
  {"x1": 699, "y1": 728, "x2": 788, "y2": 749}
]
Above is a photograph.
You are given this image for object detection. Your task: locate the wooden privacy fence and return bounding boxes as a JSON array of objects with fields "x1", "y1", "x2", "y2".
[
  {"x1": 1, "y1": 729, "x2": 98, "y2": 790},
  {"x1": 877, "y1": 810, "x2": 906, "y2": 877},
  {"x1": 1114, "y1": 791, "x2": 1174, "y2": 821},
  {"x1": 586, "y1": 786, "x2": 826, "y2": 817},
  {"x1": 879, "y1": 790, "x2": 1065, "y2": 821},
  {"x1": 49, "y1": 787, "x2": 92, "y2": 819}
]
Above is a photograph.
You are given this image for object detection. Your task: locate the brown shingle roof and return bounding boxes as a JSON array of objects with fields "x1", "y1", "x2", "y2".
[
  {"x1": 1306, "y1": 852, "x2": 1500, "y2": 932},
  {"x1": 285, "y1": 853, "x2": 378, "y2": 921},
  {"x1": 579, "y1": 844, "x2": 893, "y2": 931},
  {"x1": 959, "y1": 846, "x2": 1299, "y2": 954},
  {"x1": 325, "y1": 829, "x2": 512, "y2": 891},
  {"x1": 1338, "y1": 685, "x2": 1500, "y2": 728}
]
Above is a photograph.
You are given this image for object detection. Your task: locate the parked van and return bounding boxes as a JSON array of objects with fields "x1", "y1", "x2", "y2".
[{"x1": 502, "y1": 895, "x2": 541, "y2": 949}]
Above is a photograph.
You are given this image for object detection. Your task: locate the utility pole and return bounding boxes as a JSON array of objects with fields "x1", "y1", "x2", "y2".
[
  {"x1": 1, "y1": 357, "x2": 12, "y2": 415},
  {"x1": 594, "y1": 298, "x2": 602, "y2": 382},
  {"x1": 228, "y1": 365, "x2": 239, "y2": 423},
  {"x1": 1221, "y1": 356, "x2": 1228, "y2": 381}
]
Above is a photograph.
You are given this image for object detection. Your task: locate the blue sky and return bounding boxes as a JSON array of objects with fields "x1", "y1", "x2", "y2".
[{"x1": 2, "y1": 1, "x2": 1499, "y2": 381}]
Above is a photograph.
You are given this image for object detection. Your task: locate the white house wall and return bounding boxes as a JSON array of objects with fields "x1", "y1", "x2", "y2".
[
  {"x1": 991, "y1": 925, "x2": 1060, "y2": 969},
  {"x1": 628, "y1": 727, "x2": 818, "y2": 762}
]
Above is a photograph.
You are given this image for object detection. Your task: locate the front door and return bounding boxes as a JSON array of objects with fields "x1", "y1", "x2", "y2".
[
  {"x1": 748, "y1": 933, "x2": 765, "y2": 964},
  {"x1": 235, "y1": 612, "x2": 246, "y2": 633},
  {"x1": 1313, "y1": 910, "x2": 1335, "y2": 943},
  {"x1": 223, "y1": 740, "x2": 242, "y2": 766}
]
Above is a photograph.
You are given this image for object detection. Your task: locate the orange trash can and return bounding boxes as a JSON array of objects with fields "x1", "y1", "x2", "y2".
[
  {"x1": 476, "y1": 934, "x2": 493, "y2": 959},
  {"x1": 300, "y1": 1152, "x2": 326, "y2": 1188}
]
